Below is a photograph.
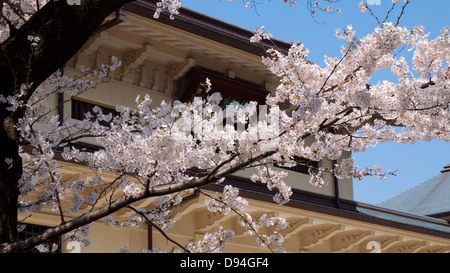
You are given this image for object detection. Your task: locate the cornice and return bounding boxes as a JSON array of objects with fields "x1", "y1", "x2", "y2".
[{"x1": 123, "y1": 0, "x2": 292, "y2": 56}]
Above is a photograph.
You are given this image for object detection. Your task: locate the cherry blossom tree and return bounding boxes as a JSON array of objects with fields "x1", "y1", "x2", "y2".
[
  {"x1": 0, "y1": 0, "x2": 136, "y2": 251},
  {"x1": 0, "y1": 0, "x2": 448, "y2": 253}
]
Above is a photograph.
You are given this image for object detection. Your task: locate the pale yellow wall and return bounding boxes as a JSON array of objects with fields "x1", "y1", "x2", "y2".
[
  {"x1": 63, "y1": 67, "x2": 173, "y2": 110},
  {"x1": 18, "y1": 192, "x2": 149, "y2": 253},
  {"x1": 78, "y1": 222, "x2": 147, "y2": 253},
  {"x1": 19, "y1": 187, "x2": 450, "y2": 253},
  {"x1": 233, "y1": 154, "x2": 353, "y2": 200}
]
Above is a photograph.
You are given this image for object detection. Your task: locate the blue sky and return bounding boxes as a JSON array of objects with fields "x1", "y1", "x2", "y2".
[{"x1": 182, "y1": 0, "x2": 450, "y2": 205}]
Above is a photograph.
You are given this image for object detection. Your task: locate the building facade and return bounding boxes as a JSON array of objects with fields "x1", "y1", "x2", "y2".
[{"x1": 18, "y1": 0, "x2": 450, "y2": 253}]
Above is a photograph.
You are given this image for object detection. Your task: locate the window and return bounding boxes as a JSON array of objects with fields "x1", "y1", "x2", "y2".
[
  {"x1": 274, "y1": 156, "x2": 319, "y2": 175},
  {"x1": 181, "y1": 68, "x2": 268, "y2": 106},
  {"x1": 71, "y1": 99, "x2": 117, "y2": 127},
  {"x1": 17, "y1": 223, "x2": 61, "y2": 253}
]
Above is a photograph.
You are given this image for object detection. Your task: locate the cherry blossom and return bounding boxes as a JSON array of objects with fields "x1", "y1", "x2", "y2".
[
  {"x1": 186, "y1": 226, "x2": 235, "y2": 253},
  {"x1": 154, "y1": 0, "x2": 182, "y2": 19}
]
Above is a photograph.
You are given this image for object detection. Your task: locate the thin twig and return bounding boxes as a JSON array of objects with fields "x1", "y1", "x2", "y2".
[
  {"x1": 365, "y1": 4, "x2": 382, "y2": 26},
  {"x1": 127, "y1": 205, "x2": 190, "y2": 253},
  {"x1": 381, "y1": 2, "x2": 397, "y2": 25},
  {"x1": 395, "y1": 0, "x2": 410, "y2": 26},
  {"x1": 318, "y1": 46, "x2": 352, "y2": 96},
  {"x1": 199, "y1": 190, "x2": 275, "y2": 253}
]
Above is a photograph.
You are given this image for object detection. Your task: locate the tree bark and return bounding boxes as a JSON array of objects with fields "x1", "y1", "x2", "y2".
[
  {"x1": 0, "y1": 113, "x2": 21, "y2": 244},
  {"x1": 0, "y1": 0, "x2": 133, "y2": 248}
]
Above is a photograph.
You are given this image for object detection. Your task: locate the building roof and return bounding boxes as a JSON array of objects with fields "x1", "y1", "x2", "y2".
[
  {"x1": 378, "y1": 164, "x2": 450, "y2": 218},
  {"x1": 215, "y1": 175, "x2": 450, "y2": 240},
  {"x1": 124, "y1": 0, "x2": 292, "y2": 55}
]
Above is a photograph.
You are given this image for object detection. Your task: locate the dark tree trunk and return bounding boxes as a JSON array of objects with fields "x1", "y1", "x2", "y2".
[
  {"x1": 0, "y1": 113, "x2": 21, "y2": 245},
  {"x1": 0, "y1": 0, "x2": 133, "y2": 249}
]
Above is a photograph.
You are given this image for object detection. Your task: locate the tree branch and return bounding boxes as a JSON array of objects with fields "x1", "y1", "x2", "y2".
[
  {"x1": 127, "y1": 205, "x2": 190, "y2": 253},
  {"x1": 199, "y1": 190, "x2": 275, "y2": 253},
  {"x1": 0, "y1": 148, "x2": 277, "y2": 252}
]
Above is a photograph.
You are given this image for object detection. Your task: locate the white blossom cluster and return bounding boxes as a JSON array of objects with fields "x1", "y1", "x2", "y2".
[
  {"x1": 154, "y1": 0, "x2": 182, "y2": 20},
  {"x1": 237, "y1": 213, "x2": 289, "y2": 252},
  {"x1": 0, "y1": 0, "x2": 50, "y2": 42},
  {"x1": 186, "y1": 226, "x2": 235, "y2": 253},
  {"x1": 251, "y1": 166, "x2": 292, "y2": 205},
  {"x1": 206, "y1": 185, "x2": 249, "y2": 215},
  {"x1": 64, "y1": 224, "x2": 90, "y2": 248},
  {"x1": 14, "y1": 57, "x2": 122, "y2": 219},
  {"x1": 34, "y1": 242, "x2": 59, "y2": 253},
  {"x1": 250, "y1": 19, "x2": 449, "y2": 178}
]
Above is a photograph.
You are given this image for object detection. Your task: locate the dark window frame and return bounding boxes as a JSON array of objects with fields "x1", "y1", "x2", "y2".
[
  {"x1": 71, "y1": 99, "x2": 117, "y2": 127},
  {"x1": 17, "y1": 223, "x2": 61, "y2": 253},
  {"x1": 274, "y1": 156, "x2": 319, "y2": 175}
]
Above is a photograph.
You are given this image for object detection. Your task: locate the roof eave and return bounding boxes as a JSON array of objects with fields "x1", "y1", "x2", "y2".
[{"x1": 123, "y1": 0, "x2": 292, "y2": 56}]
